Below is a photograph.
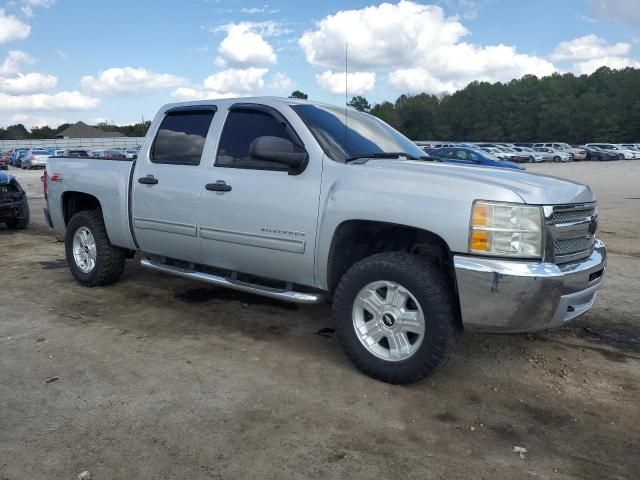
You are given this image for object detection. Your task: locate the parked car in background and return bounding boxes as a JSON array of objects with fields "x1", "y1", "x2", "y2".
[
  {"x1": 0, "y1": 151, "x2": 10, "y2": 170},
  {"x1": 427, "y1": 147, "x2": 525, "y2": 170},
  {"x1": 44, "y1": 96, "x2": 606, "y2": 384},
  {"x1": 620, "y1": 144, "x2": 640, "y2": 153},
  {"x1": 580, "y1": 145, "x2": 619, "y2": 161},
  {"x1": 48, "y1": 148, "x2": 65, "y2": 156},
  {"x1": 511, "y1": 146, "x2": 547, "y2": 162},
  {"x1": 533, "y1": 147, "x2": 571, "y2": 162},
  {"x1": 0, "y1": 171, "x2": 29, "y2": 229},
  {"x1": 586, "y1": 143, "x2": 637, "y2": 159},
  {"x1": 21, "y1": 148, "x2": 50, "y2": 169},
  {"x1": 62, "y1": 149, "x2": 90, "y2": 157},
  {"x1": 124, "y1": 149, "x2": 138, "y2": 159},
  {"x1": 534, "y1": 143, "x2": 587, "y2": 161},
  {"x1": 10, "y1": 149, "x2": 29, "y2": 167},
  {"x1": 494, "y1": 146, "x2": 530, "y2": 163},
  {"x1": 480, "y1": 147, "x2": 524, "y2": 163},
  {"x1": 103, "y1": 149, "x2": 127, "y2": 159}
]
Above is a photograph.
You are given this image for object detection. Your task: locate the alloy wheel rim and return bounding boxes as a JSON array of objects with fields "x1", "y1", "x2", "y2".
[
  {"x1": 352, "y1": 280, "x2": 426, "y2": 362},
  {"x1": 72, "y1": 226, "x2": 97, "y2": 273}
]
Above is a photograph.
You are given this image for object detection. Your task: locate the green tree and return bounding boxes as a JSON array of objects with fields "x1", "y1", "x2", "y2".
[
  {"x1": 348, "y1": 96, "x2": 371, "y2": 112},
  {"x1": 289, "y1": 90, "x2": 308, "y2": 99}
]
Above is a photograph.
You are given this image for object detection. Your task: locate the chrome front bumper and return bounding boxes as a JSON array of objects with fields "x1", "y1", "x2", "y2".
[{"x1": 454, "y1": 240, "x2": 607, "y2": 333}]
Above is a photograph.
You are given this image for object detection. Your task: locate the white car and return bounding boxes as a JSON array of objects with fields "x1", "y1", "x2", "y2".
[
  {"x1": 512, "y1": 146, "x2": 547, "y2": 163},
  {"x1": 533, "y1": 147, "x2": 572, "y2": 162},
  {"x1": 586, "y1": 144, "x2": 637, "y2": 159},
  {"x1": 534, "y1": 143, "x2": 586, "y2": 161},
  {"x1": 21, "y1": 148, "x2": 50, "y2": 169}
]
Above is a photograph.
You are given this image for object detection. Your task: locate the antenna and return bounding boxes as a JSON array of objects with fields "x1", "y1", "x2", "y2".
[
  {"x1": 345, "y1": 42, "x2": 349, "y2": 149},
  {"x1": 345, "y1": 42, "x2": 349, "y2": 109}
]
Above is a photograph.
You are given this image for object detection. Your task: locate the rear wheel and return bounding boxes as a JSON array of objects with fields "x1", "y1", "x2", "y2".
[
  {"x1": 65, "y1": 210, "x2": 126, "y2": 287},
  {"x1": 333, "y1": 252, "x2": 459, "y2": 384}
]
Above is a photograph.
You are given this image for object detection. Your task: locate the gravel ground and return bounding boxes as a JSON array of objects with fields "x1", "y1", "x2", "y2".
[{"x1": 1, "y1": 161, "x2": 639, "y2": 480}]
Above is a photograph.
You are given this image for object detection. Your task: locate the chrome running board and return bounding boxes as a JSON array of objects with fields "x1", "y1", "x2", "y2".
[{"x1": 140, "y1": 257, "x2": 325, "y2": 304}]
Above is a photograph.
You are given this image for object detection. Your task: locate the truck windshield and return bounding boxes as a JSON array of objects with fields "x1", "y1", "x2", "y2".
[{"x1": 291, "y1": 104, "x2": 425, "y2": 163}]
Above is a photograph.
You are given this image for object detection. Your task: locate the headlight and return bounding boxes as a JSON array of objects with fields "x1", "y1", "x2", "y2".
[{"x1": 469, "y1": 201, "x2": 543, "y2": 258}]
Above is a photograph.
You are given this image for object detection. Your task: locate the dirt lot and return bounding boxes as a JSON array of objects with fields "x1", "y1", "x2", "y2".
[{"x1": 1, "y1": 161, "x2": 639, "y2": 480}]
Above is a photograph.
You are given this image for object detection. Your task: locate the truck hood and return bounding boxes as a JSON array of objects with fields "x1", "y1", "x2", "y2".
[{"x1": 363, "y1": 159, "x2": 594, "y2": 205}]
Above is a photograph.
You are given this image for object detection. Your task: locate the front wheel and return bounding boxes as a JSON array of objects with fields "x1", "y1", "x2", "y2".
[
  {"x1": 553, "y1": 156, "x2": 561, "y2": 162},
  {"x1": 65, "y1": 210, "x2": 126, "y2": 287},
  {"x1": 333, "y1": 252, "x2": 459, "y2": 384}
]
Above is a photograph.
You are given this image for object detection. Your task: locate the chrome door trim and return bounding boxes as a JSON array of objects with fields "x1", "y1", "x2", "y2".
[
  {"x1": 133, "y1": 217, "x2": 197, "y2": 237},
  {"x1": 199, "y1": 226, "x2": 305, "y2": 254}
]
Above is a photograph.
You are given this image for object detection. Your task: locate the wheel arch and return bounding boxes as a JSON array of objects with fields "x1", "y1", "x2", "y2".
[
  {"x1": 325, "y1": 219, "x2": 455, "y2": 294},
  {"x1": 61, "y1": 191, "x2": 102, "y2": 226}
]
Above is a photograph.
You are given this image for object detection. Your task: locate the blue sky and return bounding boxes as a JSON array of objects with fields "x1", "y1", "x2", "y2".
[{"x1": 0, "y1": 0, "x2": 639, "y2": 128}]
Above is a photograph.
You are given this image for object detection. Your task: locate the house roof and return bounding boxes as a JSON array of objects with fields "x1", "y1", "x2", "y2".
[{"x1": 56, "y1": 121, "x2": 125, "y2": 138}]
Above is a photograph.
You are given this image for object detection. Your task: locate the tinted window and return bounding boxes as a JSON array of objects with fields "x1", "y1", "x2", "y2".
[
  {"x1": 291, "y1": 104, "x2": 425, "y2": 162},
  {"x1": 215, "y1": 109, "x2": 295, "y2": 170},
  {"x1": 152, "y1": 111, "x2": 214, "y2": 165}
]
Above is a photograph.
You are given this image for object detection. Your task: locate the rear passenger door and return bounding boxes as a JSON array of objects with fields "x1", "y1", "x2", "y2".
[
  {"x1": 198, "y1": 103, "x2": 322, "y2": 287},
  {"x1": 132, "y1": 106, "x2": 216, "y2": 264}
]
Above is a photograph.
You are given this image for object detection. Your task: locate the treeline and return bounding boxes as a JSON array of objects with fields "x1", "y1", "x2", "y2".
[
  {"x1": 369, "y1": 67, "x2": 640, "y2": 143},
  {"x1": 3, "y1": 67, "x2": 639, "y2": 143},
  {"x1": 0, "y1": 121, "x2": 151, "y2": 140}
]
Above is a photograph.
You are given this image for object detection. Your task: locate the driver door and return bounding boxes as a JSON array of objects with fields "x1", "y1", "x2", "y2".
[{"x1": 198, "y1": 104, "x2": 322, "y2": 286}]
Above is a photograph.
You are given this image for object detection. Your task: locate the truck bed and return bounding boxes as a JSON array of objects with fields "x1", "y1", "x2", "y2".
[{"x1": 46, "y1": 156, "x2": 137, "y2": 250}]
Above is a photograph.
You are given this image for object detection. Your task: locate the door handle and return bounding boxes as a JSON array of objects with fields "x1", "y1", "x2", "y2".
[
  {"x1": 138, "y1": 175, "x2": 158, "y2": 185},
  {"x1": 205, "y1": 181, "x2": 232, "y2": 192}
]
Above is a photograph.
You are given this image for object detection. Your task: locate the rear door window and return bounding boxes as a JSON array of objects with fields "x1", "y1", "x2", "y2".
[{"x1": 152, "y1": 110, "x2": 215, "y2": 166}]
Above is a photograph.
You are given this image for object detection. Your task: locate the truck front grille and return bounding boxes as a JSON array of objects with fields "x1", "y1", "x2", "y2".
[
  {"x1": 546, "y1": 203, "x2": 597, "y2": 263},
  {"x1": 554, "y1": 236, "x2": 594, "y2": 257},
  {"x1": 552, "y1": 206, "x2": 596, "y2": 224}
]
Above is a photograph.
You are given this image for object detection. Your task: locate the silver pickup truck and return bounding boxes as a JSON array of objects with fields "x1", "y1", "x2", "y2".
[{"x1": 44, "y1": 97, "x2": 606, "y2": 384}]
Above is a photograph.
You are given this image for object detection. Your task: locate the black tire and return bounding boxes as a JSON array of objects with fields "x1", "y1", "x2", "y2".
[
  {"x1": 65, "y1": 210, "x2": 126, "y2": 287},
  {"x1": 333, "y1": 252, "x2": 459, "y2": 384},
  {"x1": 553, "y1": 156, "x2": 560, "y2": 162},
  {"x1": 5, "y1": 200, "x2": 30, "y2": 229}
]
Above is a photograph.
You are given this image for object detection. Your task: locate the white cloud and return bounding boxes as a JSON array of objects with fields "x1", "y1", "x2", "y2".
[
  {"x1": 269, "y1": 72, "x2": 295, "y2": 93},
  {"x1": 0, "y1": 50, "x2": 34, "y2": 75},
  {"x1": 0, "y1": 72, "x2": 57, "y2": 94},
  {"x1": 388, "y1": 69, "x2": 458, "y2": 94},
  {"x1": 240, "y1": 5, "x2": 279, "y2": 14},
  {"x1": 0, "y1": 91, "x2": 100, "y2": 111},
  {"x1": 588, "y1": 0, "x2": 640, "y2": 26},
  {"x1": 216, "y1": 23, "x2": 277, "y2": 67},
  {"x1": 299, "y1": 1, "x2": 556, "y2": 95},
  {"x1": 550, "y1": 35, "x2": 640, "y2": 75},
  {"x1": 214, "y1": 21, "x2": 292, "y2": 38},
  {"x1": 574, "y1": 56, "x2": 640, "y2": 74},
  {"x1": 21, "y1": 6, "x2": 33, "y2": 17},
  {"x1": 316, "y1": 70, "x2": 376, "y2": 95},
  {"x1": 203, "y1": 67, "x2": 268, "y2": 93},
  {"x1": 22, "y1": 0, "x2": 56, "y2": 7},
  {"x1": 551, "y1": 35, "x2": 631, "y2": 61},
  {"x1": 4, "y1": 113, "x2": 67, "y2": 129},
  {"x1": 171, "y1": 67, "x2": 269, "y2": 101},
  {"x1": 0, "y1": 8, "x2": 31, "y2": 43},
  {"x1": 80, "y1": 67, "x2": 186, "y2": 94}
]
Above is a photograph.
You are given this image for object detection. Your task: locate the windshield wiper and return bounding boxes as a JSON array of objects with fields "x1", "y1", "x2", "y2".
[{"x1": 345, "y1": 152, "x2": 420, "y2": 163}]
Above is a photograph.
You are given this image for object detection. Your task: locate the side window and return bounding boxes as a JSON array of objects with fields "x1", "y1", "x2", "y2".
[
  {"x1": 151, "y1": 110, "x2": 214, "y2": 165},
  {"x1": 469, "y1": 152, "x2": 480, "y2": 161},
  {"x1": 216, "y1": 109, "x2": 298, "y2": 170},
  {"x1": 453, "y1": 150, "x2": 465, "y2": 160}
]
